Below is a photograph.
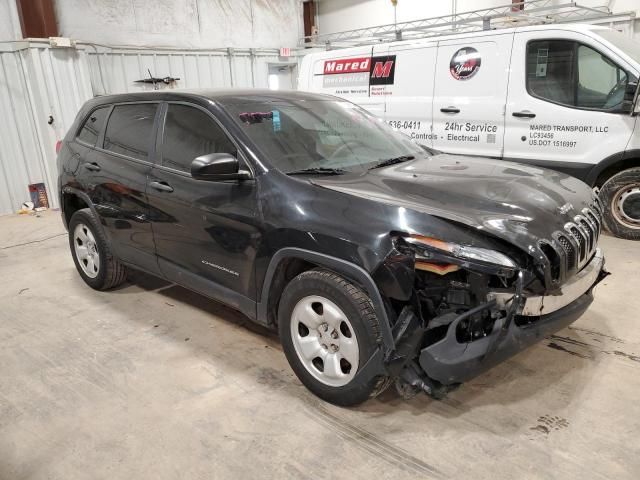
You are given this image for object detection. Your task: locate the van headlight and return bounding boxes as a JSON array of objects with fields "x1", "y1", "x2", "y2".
[{"x1": 405, "y1": 234, "x2": 517, "y2": 270}]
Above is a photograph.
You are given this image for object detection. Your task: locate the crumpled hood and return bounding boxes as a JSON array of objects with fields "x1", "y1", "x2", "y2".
[{"x1": 311, "y1": 153, "x2": 597, "y2": 250}]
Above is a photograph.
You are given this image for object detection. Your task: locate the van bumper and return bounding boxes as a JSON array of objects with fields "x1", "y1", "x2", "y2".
[{"x1": 418, "y1": 250, "x2": 607, "y2": 385}]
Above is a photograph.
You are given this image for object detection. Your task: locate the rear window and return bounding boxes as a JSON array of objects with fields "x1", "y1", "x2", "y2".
[
  {"x1": 77, "y1": 106, "x2": 109, "y2": 146},
  {"x1": 103, "y1": 103, "x2": 158, "y2": 161}
]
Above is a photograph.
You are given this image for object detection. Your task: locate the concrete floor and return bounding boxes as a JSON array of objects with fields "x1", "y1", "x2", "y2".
[{"x1": 1, "y1": 210, "x2": 639, "y2": 479}]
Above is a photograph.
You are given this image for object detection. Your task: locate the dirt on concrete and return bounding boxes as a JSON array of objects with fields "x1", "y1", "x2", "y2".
[{"x1": 1, "y1": 211, "x2": 639, "y2": 479}]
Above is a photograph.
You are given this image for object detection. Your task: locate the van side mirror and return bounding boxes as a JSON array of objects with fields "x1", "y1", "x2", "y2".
[
  {"x1": 191, "y1": 153, "x2": 251, "y2": 181},
  {"x1": 625, "y1": 81, "x2": 638, "y2": 97},
  {"x1": 621, "y1": 80, "x2": 639, "y2": 115},
  {"x1": 631, "y1": 80, "x2": 640, "y2": 115}
]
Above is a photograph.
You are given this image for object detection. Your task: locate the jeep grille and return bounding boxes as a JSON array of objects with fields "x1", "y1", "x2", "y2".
[{"x1": 541, "y1": 200, "x2": 601, "y2": 285}]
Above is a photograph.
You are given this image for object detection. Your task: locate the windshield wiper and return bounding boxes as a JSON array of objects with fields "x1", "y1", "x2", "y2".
[
  {"x1": 368, "y1": 155, "x2": 415, "y2": 170},
  {"x1": 286, "y1": 167, "x2": 346, "y2": 176}
]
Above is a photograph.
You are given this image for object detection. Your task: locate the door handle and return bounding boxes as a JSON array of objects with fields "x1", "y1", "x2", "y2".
[
  {"x1": 440, "y1": 106, "x2": 460, "y2": 114},
  {"x1": 149, "y1": 181, "x2": 174, "y2": 193},
  {"x1": 83, "y1": 162, "x2": 101, "y2": 172},
  {"x1": 512, "y1": 110, "x2": 536, "y2": 118}
]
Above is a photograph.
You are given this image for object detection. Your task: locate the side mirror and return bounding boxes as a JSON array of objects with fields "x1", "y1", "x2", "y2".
[
  {"x1": 621, "y1": 80, "x2": 639, "y2": 115},
  {"x1": 632, "y1": 80, "x2": 640, "y2": 116},
  {"x1": 624, "y1": 80, "x2": 638, "y2": 101},
  {"x1": 191, "y1": 153, "x2": 251, "y2": 181}
]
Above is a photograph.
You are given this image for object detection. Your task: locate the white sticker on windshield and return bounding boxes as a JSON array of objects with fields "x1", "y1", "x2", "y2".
[{"x1": 536, "y1": 48, "x2": 548, "y2": 77}]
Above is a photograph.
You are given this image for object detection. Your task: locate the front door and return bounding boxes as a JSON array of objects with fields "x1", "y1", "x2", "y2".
[
  {"x1": 503, "y1": 30, "x2": 638, "y2": 179},
  {"x1": 432, "y1": 33, "x2": 514, "y2": 157},
  {"x1": 147, "y1": 102, "x2": 260, "y2": 306}
]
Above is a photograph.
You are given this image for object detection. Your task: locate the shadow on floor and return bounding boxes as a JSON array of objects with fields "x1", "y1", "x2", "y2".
[{"x1": 105, "y1": 268, "x2": 599, "y2": 420}]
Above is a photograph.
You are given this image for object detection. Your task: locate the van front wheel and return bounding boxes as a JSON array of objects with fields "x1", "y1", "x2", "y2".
[{"x1": 600, "y1": 168, "x2": 640, "y2": 240}]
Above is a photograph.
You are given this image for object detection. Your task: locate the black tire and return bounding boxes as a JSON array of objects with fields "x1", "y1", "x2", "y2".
[
  {"x1": 68, "y1": 208, "x2": 127, "y2": 290},
  {"x1": 278, "y1": 268, "x2": 390, "y2": 406},
  {"x1": 600, "y1": 168, "x2": 640, "y2": 240}
]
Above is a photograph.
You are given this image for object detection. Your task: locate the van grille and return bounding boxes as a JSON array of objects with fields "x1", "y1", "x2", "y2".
[{"x1": 541, "y1": 201, "x2": 601, "y2": 284}]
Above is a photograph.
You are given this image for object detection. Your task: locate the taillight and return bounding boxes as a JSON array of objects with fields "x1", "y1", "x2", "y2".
[{"x1": 55, "y1": 140, "x2": 62, "y2": 154}]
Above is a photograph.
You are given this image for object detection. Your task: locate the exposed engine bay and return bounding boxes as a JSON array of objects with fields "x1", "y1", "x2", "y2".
[{"x1": 377, "y1": 234, "x2": 608, "y2": 400}]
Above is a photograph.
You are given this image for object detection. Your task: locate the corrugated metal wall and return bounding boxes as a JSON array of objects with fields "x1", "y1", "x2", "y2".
[
  {"x1": 0, "y1": 42, "x2": 92, "y2": 214},
  {"x1": 0, "y1": 41, "x2": 299, "y2": 215},
  {"x1": 83, "y1": 46, "x2": 296, "y2": 94}
]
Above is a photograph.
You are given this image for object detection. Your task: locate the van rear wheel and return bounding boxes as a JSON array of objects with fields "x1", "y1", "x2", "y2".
[{"x1": 600, "y1": 168, "x2": 640, "y2": 240}]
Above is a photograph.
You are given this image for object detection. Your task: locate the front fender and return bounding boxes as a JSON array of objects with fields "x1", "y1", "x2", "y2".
[{"x1": 257, "y1": 247, "x2": 396, "y2": 355}]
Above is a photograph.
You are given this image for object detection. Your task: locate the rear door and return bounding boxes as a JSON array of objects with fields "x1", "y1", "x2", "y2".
[
  {"x1": 503, "y1": 30, "x2": 637, "y2": 178},
  {"x1": 147, "y1": 102, "x2": 260, "y2": 307},
  {"x1": 384, "y1": 40, "x2": 437, "y2": 145},
  {"x1": 82, "y1": 102, "x2": 161, "y2": 274},
  {"x1": 432, "y1": 33, "x2": 514, "y2": 157}
]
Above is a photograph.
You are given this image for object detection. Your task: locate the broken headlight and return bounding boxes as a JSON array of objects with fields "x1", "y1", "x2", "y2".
[{"x1": 405, "y1": 234, "x2": 517, "y2": 273}]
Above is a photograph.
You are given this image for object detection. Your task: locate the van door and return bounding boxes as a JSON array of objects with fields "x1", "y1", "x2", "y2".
[
  {"x1": 385, "y1": 40, "x2": 437, "y2": 146},
  {"x1": 307, "y1": 45, "x2": 390, "y2": 117},
  {"x1": 503, "y1": 30, "x2": 637, "y2": 180},
  {"x1": 432, "y1": 33, "x2": 514, "y2": 157}
]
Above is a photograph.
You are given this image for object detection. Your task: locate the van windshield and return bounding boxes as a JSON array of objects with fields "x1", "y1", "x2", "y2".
[
  {"x1": 223, "y1": 99, "x2": 425, "y2": 174},
  {"x1": 597, "y1": 29, "x2": 640, "y2": 66}
]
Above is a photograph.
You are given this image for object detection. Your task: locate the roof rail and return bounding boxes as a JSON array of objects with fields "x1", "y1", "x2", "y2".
[{"x1": 299, "y1": 0, "x2": 632, "y2": 49}]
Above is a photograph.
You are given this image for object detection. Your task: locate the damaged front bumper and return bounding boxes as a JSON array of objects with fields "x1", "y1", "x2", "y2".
[
  {"x1": 491, "y1": 249, "x2": 605, "y2": 317},
  {"x1": 417, "y1": 249, "x2": 607, "y2": 386}
]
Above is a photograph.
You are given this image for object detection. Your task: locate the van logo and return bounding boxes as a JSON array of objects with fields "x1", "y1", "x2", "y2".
[
  {"x1": 369, "y1": 55, "x2": 396, "y2": 85},
  {"x1": 321, "y1": 55, "x2": 396, "y2": 87},
  {"x1": 449, "y1": 47, "x2": 481, "y2": 80},
  {"x1": 323, "y1": 57, "x2": 370, "y2": 75}
]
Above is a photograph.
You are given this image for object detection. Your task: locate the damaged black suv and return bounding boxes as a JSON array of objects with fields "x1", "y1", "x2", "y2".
[{"x1": 58, "y1": 90, "x2": 608, "y2": 406}]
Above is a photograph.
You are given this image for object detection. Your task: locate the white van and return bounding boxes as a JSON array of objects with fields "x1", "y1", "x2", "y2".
[{"x1": 298, "y1": 24, "x2": 640, "y2": 240}]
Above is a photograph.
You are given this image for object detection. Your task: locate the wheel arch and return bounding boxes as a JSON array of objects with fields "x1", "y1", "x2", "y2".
[
  {"x1": 60, "y1": 187, "x2": 98, "y2": 230},
  {"x1": 257, "y1": 248, "x2": 396, "y2": 353},
  {"x1": 587, "y1": 149, "x2": 640, "y2": 187}
]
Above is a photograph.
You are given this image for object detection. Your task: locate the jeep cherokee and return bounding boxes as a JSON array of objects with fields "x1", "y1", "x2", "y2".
[{"x1": 57, "y1": 90, "x2": 608, "y2": 406}]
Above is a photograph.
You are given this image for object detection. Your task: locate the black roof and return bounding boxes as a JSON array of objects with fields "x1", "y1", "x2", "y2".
[{"x1": 88, "y1": 88, "x2": 336, "y2": 108}]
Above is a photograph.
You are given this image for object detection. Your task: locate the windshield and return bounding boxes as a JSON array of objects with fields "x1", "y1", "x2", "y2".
[
  {"x1": 223, "y1": 99, "x2": 425, "y2": 173},
  {"x1": 597, "y1": 29, "x2": 640, "y2": 66}
]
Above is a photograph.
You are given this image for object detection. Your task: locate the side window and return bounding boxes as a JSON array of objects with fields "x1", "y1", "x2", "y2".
[
  {"x1": 77, "y1": 106, "x2": 109, "y2": 146},
  {"x1": 526, "y1": 40, "x2": 629, "y2": 110},
  {"x1": 162, "y1": 104, "x2": 237, "y2": 173},
  {"x1": 577, "y1": 45, "x2": 627, "y2": 109},
  {"x1": 526, "y1": 40, "x2": 577, "y2": 106},
  {"x1": 103, "y1": 103, "x2": 158, "y2": 161}
]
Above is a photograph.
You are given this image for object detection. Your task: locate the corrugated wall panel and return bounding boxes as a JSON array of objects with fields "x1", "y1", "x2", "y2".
[
  {"x1": 0, "y1": 42, "x2": 300, "y2": 215},
  {"x1": 0, "y1": 45, "x2": 93, "y2": 215},
  {"x1": 0, "y1": 51, "x2": 35, "y2": 214},
  {"x1": 84, "y1": 47, "x2": 297, "y2": 94}
]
